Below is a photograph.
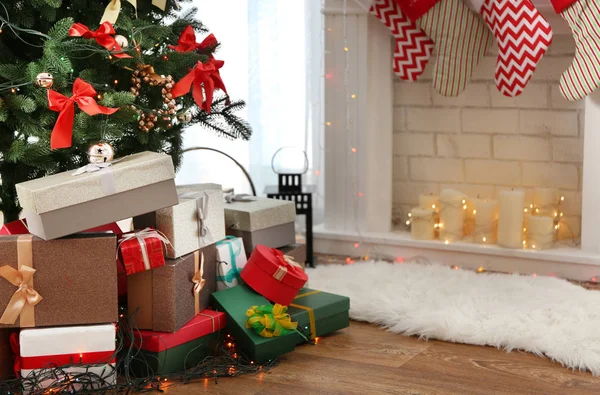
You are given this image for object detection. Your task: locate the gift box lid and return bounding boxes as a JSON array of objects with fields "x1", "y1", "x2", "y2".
[
  {"x1": 133, "y1": 310, "x2": 225, "y2": 353},
  {"x1": 0, "y1": 219, "x2": 123, "y2": 235},
  {"x1": 16, "y1": 151, "x2": 175, "y2": 215},
  {"x1": 19, "y1": 324, "x2": 116, "y2": 357},
  {"x1": 246, "y1": 245, "x2": 308, "y2": 289},
  {"x1": 211, "y1": 284, "x2": 299, "y2": 362},
  {"x1": 224, "y1": 198, "x2": 296, "y2": 232}
]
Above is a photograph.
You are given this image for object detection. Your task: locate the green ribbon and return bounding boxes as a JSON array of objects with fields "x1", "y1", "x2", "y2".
[
  {"x1": 245, "y1": 304, "x2": 298, "y2": 338},
  {"x1": 216, "y1": 236, "x2": 243, "y2": 284}
]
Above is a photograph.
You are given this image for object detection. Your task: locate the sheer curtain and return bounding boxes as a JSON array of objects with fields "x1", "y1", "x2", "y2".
[{"x1": 177, "y1": 0, "x2": 324, "y2": 220}]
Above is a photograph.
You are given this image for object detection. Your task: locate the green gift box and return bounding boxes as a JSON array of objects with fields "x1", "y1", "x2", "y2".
[
  {"x1": 288, "y1": 288, "x2": 350, "y2": 342},
  {"x1": 128, "y1": 310, "x2": 225, "y2": 376},
  {"x1": 211, "y1": 285, "x2": 350, "y2": 363}
]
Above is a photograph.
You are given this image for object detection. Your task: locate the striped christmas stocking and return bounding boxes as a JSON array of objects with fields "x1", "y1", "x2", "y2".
[
  {"x1": 467, "y1": 0, "x2": 553, "y2": 97},
  {"x1": 370, "y1": 0, "x2": 435, "y2": 81},
  {"x1": 551, "y1": 0, "x2": 600, "y2": 101},
  {"x1": 397, "y1": 0, "x2": 494, "y2": 97}
]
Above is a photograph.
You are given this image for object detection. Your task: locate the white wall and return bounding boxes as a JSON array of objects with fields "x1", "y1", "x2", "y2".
[{"x1": 392, "y1": 34, "x2": 584, "y2": 240}]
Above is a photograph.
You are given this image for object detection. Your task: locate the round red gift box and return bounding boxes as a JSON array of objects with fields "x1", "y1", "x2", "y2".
[{"x1": 241, "y1": 245, "x2": 309, "y2": 305}]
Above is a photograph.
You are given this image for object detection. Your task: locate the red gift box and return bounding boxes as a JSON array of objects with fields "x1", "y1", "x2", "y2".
[
  {"x1": 132, "y1": 310, "x2": 226, "y2": 352},
  {"x1": 118, "y1": 228, "x2": 170, "y2": 275},
  {"x1": 241, "y1": 245, "x2": 309, "y2": 305},
  {"x1": 0, "y1": 218, "x2": 123, "y2": 235}
]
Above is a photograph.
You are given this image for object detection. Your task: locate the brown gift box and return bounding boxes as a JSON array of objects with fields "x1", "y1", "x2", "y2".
[
  {"x1": 128, "y1": 244, "x2": 217, "y2": 333},
  {"x1": 16, "y1": 151, "x2": 178, "y2": 240},
  {"x1": 0, "y1": 329, "x2": 14, "y2": 379},
  {"x1": 0, "y1": 234, "x2": 118, "y2": 329}
]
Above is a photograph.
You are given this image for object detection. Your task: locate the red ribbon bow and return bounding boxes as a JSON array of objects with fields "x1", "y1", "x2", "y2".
[
  {"x1": 68, "y1": 21, "x2": 132, "y2": 58},
  {"x1": 172, "y1": 59, "x2": 228, "y2": 113},
  {"x1": 169, "y1": 25, "x2": 218, "y2": 54},
  {"x1": 48, "y1": 78, "x2": 119, "y2": 149}
]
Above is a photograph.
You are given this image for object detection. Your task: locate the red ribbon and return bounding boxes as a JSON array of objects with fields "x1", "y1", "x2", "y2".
[
  {"x1": 68, "y1": 21, "x2": 132, "y2": 58},
  {"x1": 19, "y1": 351, "x2": 116, "y2": 370},
  {"x1": 48, "y1": 78, "x2": 119, "y2": 149},
  {"x1": 172, "y1": 59, "x2": 228, "y2": 113},
  {"x1": 169, "y1": 25, "x2": 218, "y2": 54}
]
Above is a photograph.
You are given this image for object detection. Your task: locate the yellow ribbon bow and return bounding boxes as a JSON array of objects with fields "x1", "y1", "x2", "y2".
[
  {"x1": 246, "y1": 304, "x2": 298, "y2": 338},
  {"x1": 192, "y1": 251, "x2": 206, "y2": 315},
  {"x1": 0, "y1": 265, "x2": 43, "y2": 325}
]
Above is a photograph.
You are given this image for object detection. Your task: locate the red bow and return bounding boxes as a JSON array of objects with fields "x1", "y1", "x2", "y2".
[
  {"x1": 172, "y1": 59, "x2": 228, "y2": 113},
  {"x1": 48, "y1": 78, "x2": 119, "y2": 150},
  {"x1": 68, "y1": 22, "x2": 132, "y2": 59},
  {"x1": 169, "y1": 25, "x2": 218, "y2": 54}
]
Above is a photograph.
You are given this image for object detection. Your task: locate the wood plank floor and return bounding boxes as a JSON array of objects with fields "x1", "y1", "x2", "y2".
[{"x1": 166, "y1": 320, "x2": 600, "y2": 395}]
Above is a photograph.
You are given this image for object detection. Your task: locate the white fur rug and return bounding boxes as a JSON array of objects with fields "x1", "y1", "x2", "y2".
[{"x1": 307, "y1": 261, "x2": 600, "y2": 375}]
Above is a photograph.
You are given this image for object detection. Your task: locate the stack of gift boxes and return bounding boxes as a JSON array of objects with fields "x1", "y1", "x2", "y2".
[{"x1": 0, "y1": 151, "x2": 349, "y2": 389}]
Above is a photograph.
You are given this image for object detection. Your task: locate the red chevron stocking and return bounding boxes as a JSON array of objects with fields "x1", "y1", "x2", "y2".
[
  {"x1": 370, "y1": 0, "x2": 435, "y2": 81},
  {"x1": 468, "y1": 0, "x2": 553, "y2": 97}
]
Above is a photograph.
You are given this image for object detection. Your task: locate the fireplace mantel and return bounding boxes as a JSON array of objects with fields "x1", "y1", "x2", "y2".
[{"x1": 316, "y1": 0, "x2": 600, "y2": 281}]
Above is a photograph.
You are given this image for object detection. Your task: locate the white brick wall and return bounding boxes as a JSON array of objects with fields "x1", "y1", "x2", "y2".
[{"x1": 393, "y1": 35, "x2": 584, "y2": 239}]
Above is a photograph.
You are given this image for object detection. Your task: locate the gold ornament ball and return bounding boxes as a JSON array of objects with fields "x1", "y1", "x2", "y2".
[
  {"x1": 114, "y1": 34, "x2": 129, "y2": 48},
  {"x1": 35, "y1": 73, "x2": 54, "y2": 89},
  {"x1": 88, "y1": 143, "x2": 115, "y2": 164}
]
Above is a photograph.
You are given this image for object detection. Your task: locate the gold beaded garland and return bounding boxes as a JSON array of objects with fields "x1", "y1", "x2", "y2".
[{"x1": 130, "y1": 64, "x2": 176, "y2": 132}]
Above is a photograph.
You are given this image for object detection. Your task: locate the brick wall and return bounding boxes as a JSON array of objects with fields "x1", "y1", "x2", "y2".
[{"x1": 392, "y1": 35, "x2": 583, "y2": 240}]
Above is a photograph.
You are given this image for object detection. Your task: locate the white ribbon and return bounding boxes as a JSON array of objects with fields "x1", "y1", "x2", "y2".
[
  {"x1": 117, "y1": 228, "x2": 174, "y2": 271},
  {"x1": 179, "y1": 191, "x2": 211, "y2": 241},
  {"x1": 71, "y1": 162, "x2": 112, "y2": 176},
  {"x1": 224, "y1": 193, "x2": 257, "y2": 204}
]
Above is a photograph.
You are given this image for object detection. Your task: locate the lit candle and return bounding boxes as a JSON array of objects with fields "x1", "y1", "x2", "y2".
[
  {"x1": 533, "y1": 188, "x2": 559, "y2": 217},
  {"x1": 410, "y1": 208, "x2": 436, "y2": 240},
  {"x1": 527, "y1": 216, "x2": 554, "y2": 250},
  {"x1": 419, "y1": 194, "x2": 440, "y2": 212},
  {"x1": 473, "y1": 199, "x2": 498, "y2": 244},
  {"x1": 498, "y1": 190, "x2": 525, "y2": 248},
  {"x1": 439, "y1": 189, "x2": 465, "y2": 242}
]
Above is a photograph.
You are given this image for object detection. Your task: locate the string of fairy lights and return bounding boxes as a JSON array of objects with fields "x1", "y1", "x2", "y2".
[{"x1": 0, "y1": 307, "x2": 295, "y2": 394}]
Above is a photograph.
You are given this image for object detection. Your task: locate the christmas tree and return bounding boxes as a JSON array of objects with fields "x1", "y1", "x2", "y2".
[{"x1": 0, "y1": 0, "x2": 251, "y2": 223}]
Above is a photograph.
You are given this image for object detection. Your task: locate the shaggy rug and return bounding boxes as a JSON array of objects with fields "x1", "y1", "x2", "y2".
[{"x1": 307, "y1": 261, "x2": 600, "y2": 375}]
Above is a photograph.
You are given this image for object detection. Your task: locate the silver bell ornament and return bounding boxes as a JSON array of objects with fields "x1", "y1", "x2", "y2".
[
  {"x1": 177, "y1": 111, "x2": 193, "y2": 123},
  {"x1": 88, "y1": 143, "x2": 115, "y2": 164},
  {"x1": 114, "y1": 34, "x2": 129, "y2": 48},
  {"x1": 35, "y1": 73, "x2": 54, "y2": 89}
]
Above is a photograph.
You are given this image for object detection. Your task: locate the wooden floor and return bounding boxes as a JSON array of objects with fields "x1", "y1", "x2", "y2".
[{"x1": 166, "y1": 320, "x2": 600, "y2": 395}]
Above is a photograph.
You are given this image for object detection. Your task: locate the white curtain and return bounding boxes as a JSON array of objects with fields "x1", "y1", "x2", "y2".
[{"x1": 177, "y1": 0, "x2": 324, "y2": 220}]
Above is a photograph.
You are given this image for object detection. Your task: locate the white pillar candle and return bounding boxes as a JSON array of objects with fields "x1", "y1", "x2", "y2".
[
  {"x1": 533, "y1": 188, "x2": 559, "y2": 217},
  {"x1": 439, "y1": 189, "x2": 465, "y2": 242},
  {"x1": 497, "y1": 190, "x2": 525, "y2": 248},
  {"x1": 410, "y1": 208, "x2": 436, "y2": 240},
  {"x1": 527, "y1": 216, "x2": 554, "y2": 250},
  {"x1": 419, "y1": 194, "x2": 440, "y2": 213},
  {"x1": 473, "y1": 199, "x2": 498, "y2": 244}
]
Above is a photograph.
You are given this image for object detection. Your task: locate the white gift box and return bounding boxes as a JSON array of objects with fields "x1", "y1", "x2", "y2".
[
  {"x1": 216, "y1": 236, "x2": 247, "y2": 290},
  {"x1": 134, "y1": 183, "x2": 226, "y2": 259},
  {"x1": 18, "y1": 324, "x2": 116, "y2": 391}
]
